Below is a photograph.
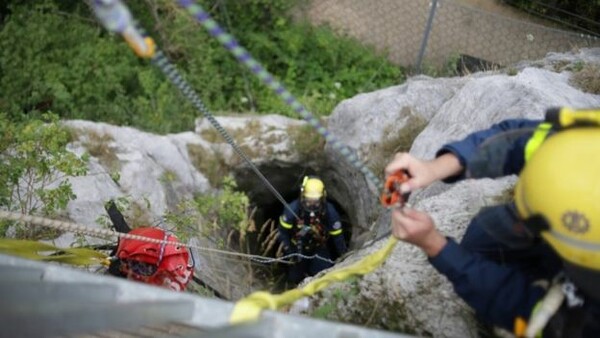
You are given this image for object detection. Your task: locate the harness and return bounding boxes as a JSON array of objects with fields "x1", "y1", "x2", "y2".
[
  {"x1": 515, "y1": 276, "x2": 586, "y2": 338},
  {"x1": 292, "y1": 207, "x2": 329, "y2": 254}
]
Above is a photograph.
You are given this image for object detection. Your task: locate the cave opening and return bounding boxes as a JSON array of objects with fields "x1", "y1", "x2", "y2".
[{"x1": 232, "y1": 164, "x2": 353, "y2": 286}]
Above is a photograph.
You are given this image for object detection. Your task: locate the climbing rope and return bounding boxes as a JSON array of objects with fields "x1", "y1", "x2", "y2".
[
  {"x1": 170, "y1": 3, "x2": 403, "y2": 324},
  {"x1": 87, "y1": 0, "x2": 395, "y2": 276},
  {"x1": 90, "y1": 0, "x2": 344, "y2": 264},
  {"x1": 150, "y1": 52, "x2": 301, "y2": 223},
  {"x1": 90, "y1": 0, "x2": 300, "y2": 222},
  {"x1": 176, "y1": 0, "x2": 384, "y2": 191},
  {"x1": 0, "y1": 210, "x2": 334, "y2": 265}
]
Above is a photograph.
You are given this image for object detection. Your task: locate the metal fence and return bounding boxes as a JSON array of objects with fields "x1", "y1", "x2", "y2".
[{"x1": 295, "y1": 0, "x2": 600, "y2": 72}]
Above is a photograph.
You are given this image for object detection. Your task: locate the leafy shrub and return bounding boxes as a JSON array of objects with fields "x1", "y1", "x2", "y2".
[
  {"x1": 0, "y1": 113, "x2": 88, "y2": 238},
  {"x1": 0, "y1": 2, "x2": 196, "y2": 133},
  {"x1": 165, "y1": 175, "x2": 250, "y2": 242}
]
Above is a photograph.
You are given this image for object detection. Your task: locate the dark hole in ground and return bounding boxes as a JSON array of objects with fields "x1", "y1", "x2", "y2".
[
  {"x1": 233, "y1": 165, "x2": 353, "y2": 288},
  {"x1": 456, "y1": 54, "x2": 502, "y2": 75}
]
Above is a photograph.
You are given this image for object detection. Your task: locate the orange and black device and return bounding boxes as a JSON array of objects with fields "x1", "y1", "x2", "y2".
[{"x1": 380, "y1": 170, "x2": 410, "y2": 207}]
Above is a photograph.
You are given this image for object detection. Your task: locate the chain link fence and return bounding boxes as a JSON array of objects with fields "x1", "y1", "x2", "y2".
[{"x1": 295, "y1": 0, "x2": 600, "y2": 72}]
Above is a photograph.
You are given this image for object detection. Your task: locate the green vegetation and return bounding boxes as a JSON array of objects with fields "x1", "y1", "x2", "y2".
[
  {"x1": 309, "y1": 276, "x2": 420, "y2": 335},
  {"x1": 165, "y1": 175, "x2": 250, "y2": 243},
  {"x1": 0, "y1": 0, "x2": 404, "y2": 134},
  {"x1": 0, "y1": 113, "x2": 88, "y2": 238},
  {"x1": 95, "y1": 196, "x2": 154, "y2": 232},
  {"x1": 312, "y1": 277, "x2": 360, "y2": 319}
]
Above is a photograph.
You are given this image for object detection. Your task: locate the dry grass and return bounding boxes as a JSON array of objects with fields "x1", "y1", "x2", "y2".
[
  {"x1": 186, "y1": 144, "x2": 229, "y2": 187},
  {"x1": 368, "y1": 111, "x2": 427, "y2": 176},
  {"x1": 571, "y1": 63, "x2": 600, "y2": 94},
  {"x1": 287, "y1": 124, "x2": 326, "y2": 161},
  {"x1": 76, "y1": 130, "x2": 120, "y2": 172}
]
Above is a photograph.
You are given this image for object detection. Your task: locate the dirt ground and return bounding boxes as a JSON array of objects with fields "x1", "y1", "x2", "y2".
[{"x1": 299, "y1": 0, "x2": 600, "y2": 68}]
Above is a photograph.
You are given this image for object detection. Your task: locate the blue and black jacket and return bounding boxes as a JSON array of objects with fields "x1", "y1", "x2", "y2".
[
  {"x1": 428, "y1": 118, "x2": 599, "y2": 335},
  {"x1": 279, "y1": 199, "x2": 347, "y2": 256}
]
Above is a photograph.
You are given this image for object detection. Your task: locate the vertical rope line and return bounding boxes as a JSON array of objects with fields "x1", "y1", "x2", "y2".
[
  {"x1": 150, "y1": 51, "x2": 300, "y2": 220},
  {"x1": 176, "y1": 0, "x2": 383, "y2": 191}
]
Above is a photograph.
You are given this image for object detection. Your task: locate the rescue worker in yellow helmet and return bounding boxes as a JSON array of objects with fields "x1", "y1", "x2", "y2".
[
  {"x1": 278, "y1": 176, "x2": 347, "y2": 284},
  {"x1": 385, "y1": 107, "x2": 600, "y2": 337}
]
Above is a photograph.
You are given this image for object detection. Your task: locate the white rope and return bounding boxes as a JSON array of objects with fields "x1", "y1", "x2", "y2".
[{"x1": 0, "y1": 211, "x2": 334, "y2": 264}]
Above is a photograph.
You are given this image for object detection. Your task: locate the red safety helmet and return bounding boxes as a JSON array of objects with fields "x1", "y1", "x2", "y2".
[{"x1": 116, "y1": 227, "x2": 193, "y2": 291}]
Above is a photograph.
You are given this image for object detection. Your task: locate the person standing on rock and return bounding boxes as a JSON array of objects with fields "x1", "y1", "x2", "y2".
[
  {"x1": 386, "y1": 107, "x2": 600, "y2": 337},
  {"x1": 278, "y1": 176, "x2": 348, "y2": 284}
]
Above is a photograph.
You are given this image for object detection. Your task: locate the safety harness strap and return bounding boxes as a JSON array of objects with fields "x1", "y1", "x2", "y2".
[{"x1": 524, "y1": 122, "x2": 552, "y2": 162}]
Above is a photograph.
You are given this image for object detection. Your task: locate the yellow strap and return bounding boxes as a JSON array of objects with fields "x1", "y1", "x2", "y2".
[
  {"x1": 555, "y1": 107, "x2": 600, "y2": 128},
  {"x1": 524, "y1": 122, "x2": 552, "y2": 162},
  {"x1": 279, "y1": 216, "x2": 293, "y2": 229},
  {"x1": 229, "y1": 236, "x2": 398, "y2": 324},
  {"x1": 0, "y1": 238, "x2": 108, "y2": 266}
]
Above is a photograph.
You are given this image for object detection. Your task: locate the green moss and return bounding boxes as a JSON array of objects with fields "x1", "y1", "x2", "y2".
[
  {"x1": 159, "y1": 170, "x2": 178, "y2": 184},
  {"x1": 506, "y1": 67, "x2": 519, "y2": 76},
  {"x1": 200, "y1": 128, "x2": 222, "y2": 143}
]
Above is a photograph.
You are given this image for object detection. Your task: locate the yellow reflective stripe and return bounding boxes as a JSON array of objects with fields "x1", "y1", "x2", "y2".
[
  {"x1": 229, "y1": 236, "x2": 398, "y2": 324},
  {"x1": 279, "y1": 216, "x2": 293, "y2": 229},
  {"x1": 329, "y1": 229, "x2": 342, "y2": 236},
  {"x1": 524, "y1": 123, "x2": 552, "y2": 162}
]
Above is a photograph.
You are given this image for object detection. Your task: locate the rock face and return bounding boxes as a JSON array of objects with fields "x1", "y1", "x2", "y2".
[
  {"x1": 298, "y1": 48, "x2": 600, "y2": 336},
  {"x1": 60, "y1": 115, "x2": 307, "y2": 299},
  {"x1": 44, "y1": 48, "x2": 600, "y2": 335}
]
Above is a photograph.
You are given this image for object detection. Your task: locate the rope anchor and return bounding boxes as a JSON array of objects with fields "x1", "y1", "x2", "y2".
[{"x1": 92, "y1": 0, "x2": 156, "y2": 58}]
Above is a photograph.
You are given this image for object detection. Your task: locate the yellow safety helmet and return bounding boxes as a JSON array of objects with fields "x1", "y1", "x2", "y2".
[
  {"x1": 301, "y1": 176, "x2": 326, "y2": 200},
  {"x1": 301, "y1": 176, "x2": 326, "y2": 213},
  {"x1": 515, "y1": 128, "x2": 600, "y2": 271}
]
